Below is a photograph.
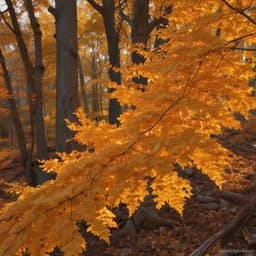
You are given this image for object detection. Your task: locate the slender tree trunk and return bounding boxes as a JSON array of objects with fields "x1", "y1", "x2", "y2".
[
  {"x1": 0, "y1": 49, "x2": 30, "y2": 182},
  {"x1": 99, "y1": 84, "x2": 104, "y2": 117},
  {"x1": 87, "y1": 0, "x2": 122, "y2": 125},
  {"x1": 5, "y1": 0, "x2": 48, "y2": 160},
  {"x1": 102, "y1": 0, "x2": 122, "y2": 125},
  {"x1": 131, "y1": 0, "x2": 150, "y2": 86},
  {"x1": 8, "y1": 119, "x2": 13, "y2": 149},
  {"x1": 131, "y1": 2, "x2": 172, "y2": 85},
  {"x1": 132, "y1": 0, "x2": 149, "y2": 63},
  {"x1": 54, "y1": 0, "x2": 80, "y2": 153},
  {"x1": 78, "y1": 55, "x2": 90, "y2": 117},
  {"x1": 90, "y1": 49, "x2": 102, "y2": 122},
  {"x1": 25, "y1": 0, "x2": 48, "y2": 160}
]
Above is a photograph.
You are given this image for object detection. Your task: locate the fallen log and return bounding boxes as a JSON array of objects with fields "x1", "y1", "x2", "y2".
[
  {"x1": 218, "y1": 191, "x2": 246, "y2": 204},
  {"x1": 189, "y1": 193, "x2": 256, "y2": 256}
]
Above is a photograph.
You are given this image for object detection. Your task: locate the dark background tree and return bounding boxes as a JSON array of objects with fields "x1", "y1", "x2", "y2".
[{"x1": 50, "y1": 0, "x2": 80, "y2": 153}]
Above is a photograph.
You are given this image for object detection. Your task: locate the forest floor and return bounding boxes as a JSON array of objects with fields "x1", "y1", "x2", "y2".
[{"x1": 1, "y1": 119, "x2": 256, "y2": 256}]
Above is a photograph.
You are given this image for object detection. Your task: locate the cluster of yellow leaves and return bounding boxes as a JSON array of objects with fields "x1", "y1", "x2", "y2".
[{"x1": 1, "y1": 0, "x2": 256, "y2": 255}]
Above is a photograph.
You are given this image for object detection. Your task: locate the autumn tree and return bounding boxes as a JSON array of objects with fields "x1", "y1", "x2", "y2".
[
  {"x1": 0, "y1": 49, "x2": 29, "y2": 178},
  {"x1": 77, "y1": 7, "x2": 106, "y2": 119},
  {"x1": 89, "y1": 38, "x2": 105, "y2": 121},
  {"x1": 78, "y1": 55, "x2": 90, "y2": 118},
  {"x1": 1, "y1": 0, "x2": 256, "y2": 255},
  {"x1": 129, "y1": 0, "x2": 173, "y2": 86},
  {"x1": 4, "y1": 0, "x2": 48, "y2": 161},
  {"x1": 24, "y1": 0, "x2": 48, "y2": 158},
  {"x1": 87, "y1": 0, "x2": 122, "y2": 125},
  {"x1": 0, "y1": 0, "x2": 52, "y2": 185}
]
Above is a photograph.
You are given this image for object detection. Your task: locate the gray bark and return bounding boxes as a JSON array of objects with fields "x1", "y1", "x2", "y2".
[
  {"x1": 0, "y1": 48, "x2": 30, "y2": 182},
  {"x1": 54, "y1": 0, "x2": 80, "y2": 152},
  {"x1": 25, "y1": 0, "x2": 48, "y2": 160},
  {"x1": 5, "y1": 0, "x2": 48, "y2": 160},
  {"x1": 131, "y1": 1, "x2": 172, "y2": 86}
]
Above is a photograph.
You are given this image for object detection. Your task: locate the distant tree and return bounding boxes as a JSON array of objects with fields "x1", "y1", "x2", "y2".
[
  {"x1": 131, "y1": 0, "x2": 172, "y2": 86},
  {"x1": 0, "y1": 48, "x2": 29, "y2": 180},
  {"x1": 87, "y1": 0, "x2": 122, "y2": 125},
  {"x1": 5, "y1": 0, "x2": 48, "y2": 161}
]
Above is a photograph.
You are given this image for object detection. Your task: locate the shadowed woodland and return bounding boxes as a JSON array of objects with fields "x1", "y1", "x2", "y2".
[{"x1": 1, "y1": 0, "x2": 256, "y2": 255}]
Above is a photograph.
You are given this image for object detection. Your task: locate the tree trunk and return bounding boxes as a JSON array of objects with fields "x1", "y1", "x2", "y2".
[
  {"x1": 131, "y1": 2, "x2": 172, "y2": 85},
  {"x1": 55, "y1": 0, "x2": 80, "y2": 153},
  {"x1": 131, "y1": 0, "x2": 150, "y2": 86},
  {"x1": 102, "y1": 0, "x2": 122, "y2": 125},
  {"x1": 132, "y1": 0, "x2": 149, "y2": 62},
  {"x1": 8, "y1": 118, "x2": 13, "y2": 149},
  {"x1": 87, "y1": 0, "x2": 122, "y2": 125},
  {"x1": 78, "y1": 55, "x2": 90, "y2": 117},
  {"x1": 25, "y1": 0, "x2": 48, "y2": 160},
  {"x1": 0, "y1": 49, "x2": 30, "y2": 182},
  {"x1": 5, "y1": 0, "x2": 48, "y2": 160},
  {"x1": 90, "y1": 48, "x2": 102, "y2": 122}
]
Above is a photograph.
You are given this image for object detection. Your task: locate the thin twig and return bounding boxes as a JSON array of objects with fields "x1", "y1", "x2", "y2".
[
  {"x1": 0, "y1": 11, "x2": 14, "y2": 33},
  {"x1": 222, "y1": 0, "x2": 256, "y2": 26},
  {"x1": 86, "y1": 0, "x2": 103, "y2": 15}
]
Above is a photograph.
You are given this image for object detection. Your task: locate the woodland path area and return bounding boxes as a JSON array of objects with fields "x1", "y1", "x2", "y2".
[{"x1": 1, "y1": 118, "x2": 256, "y2": 256}]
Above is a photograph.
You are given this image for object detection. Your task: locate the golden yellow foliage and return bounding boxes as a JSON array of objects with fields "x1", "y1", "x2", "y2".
[{"x1": 1, "y1": 0, "x2": 256, "y2": 255}]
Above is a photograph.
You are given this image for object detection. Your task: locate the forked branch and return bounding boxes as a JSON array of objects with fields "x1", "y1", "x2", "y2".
[
  {"x1": 222, "y1": 0, "x2": 256, "y2": 26},
  {"x1": 86, "y1": 0, "x2": 103, "y2": 15}
]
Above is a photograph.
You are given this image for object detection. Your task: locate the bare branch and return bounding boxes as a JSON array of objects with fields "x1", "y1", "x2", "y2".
[
  {"x1": 86, "y1": 0, "x2": 103, "y2": 15},
  {"x1": 232, "y1": 47, "x2": 256, "y2": 51},
  {"x1": 0, "y1": 8, "x2": 8, "y2": 14},
  {"x1": 0, "y1": 11, "x2": 14, "y2": 33},
  {"x1": 120, "y1": 9, "x2": 131, "y2": 25},
  {"x1": 118, "y1": 0, "x2": 131, "y2": 25},
  {"x1": 48, "y1": 6, "x2": 57, "y2": 18},
  {"x1": 222, "y1": 0, "x2": 256, "y2": 26},
  {"x1": 148, "y1": 5, "x2": 172, "y2": 34},
  {"x1": 226, "y1": 32, "x2": 256, "y2": 45},
  {"x1": 148, "y1": 17, "x2": 162, "y2": 34},
  {"x1": 190, "y1": 194, "x2": 256, "y2": 256}
]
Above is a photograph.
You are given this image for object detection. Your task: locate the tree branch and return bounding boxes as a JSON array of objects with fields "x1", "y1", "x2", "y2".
[
  {"x1": 86, "y1": 0, "x2": 103, "y2": 15},
  {"x1": 232, "y1": 47, "x2": 256, "y2": 51},
  {"x1": 148, "y1": 5, "x2": 172, "y2": 34},
  {"x1": 0, "y1": 8, "x2": 8, "y2": 14},
  {"x1": 203, "y1": 31, "x2": 256, "y2": 56},
  {"x1": 48, "y1": 6, "x2": 57, "y2": 19},
  {"x1": 0, "y1": 11, "x2": 14, "y2": 33},
  {"x1": 120, "y1": 9, "x2": 131, "y2": 25},
  {"x1": 222, "y1": 0, "x2": 256, "y2": 26},
  {"x1": 190, "y1": 193, "x2": 256, "y2": 256},
  {"x1": 148, "y1": 17, "x2": 162, "y2": 34}
]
